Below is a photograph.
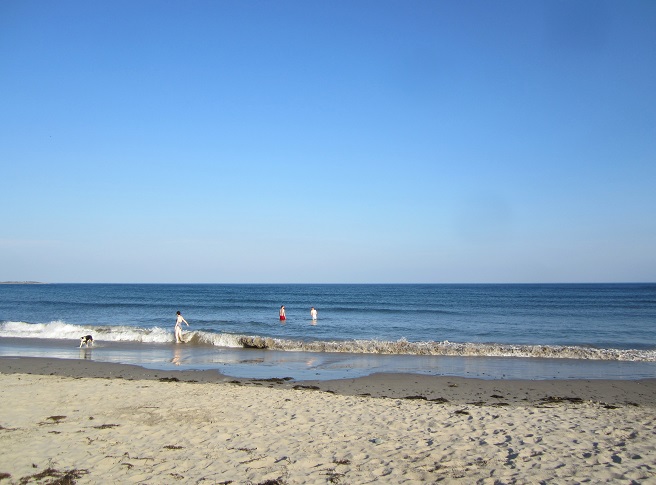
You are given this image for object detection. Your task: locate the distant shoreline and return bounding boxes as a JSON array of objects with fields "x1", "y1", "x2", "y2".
[{"x1": 0, "y1": 281, "x2": 46, "y2": 285}]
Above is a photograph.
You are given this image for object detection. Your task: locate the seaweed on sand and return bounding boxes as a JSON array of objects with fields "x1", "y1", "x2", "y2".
[{"x1": 18, "y1": 467, "x2": 88, "y2": 484}]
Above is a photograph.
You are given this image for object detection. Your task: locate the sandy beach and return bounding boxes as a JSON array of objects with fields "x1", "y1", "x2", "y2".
[{"x1": 1, "y1": 357, "x2": 655, "y2": 484}]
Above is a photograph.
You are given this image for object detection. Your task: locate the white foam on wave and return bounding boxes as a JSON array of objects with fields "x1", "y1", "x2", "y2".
[
  {"x1": 182, "y1": 331, "x2": 244, "y2": 347},
  {"x1": 2, "y1": 322, "x2": 655, "y2": 362},
  {"x1": 233, "y1": 335, "x2": 656, "y2": 362},
  {"x1": 0, "y1": 321, "x2": 92, "y2": 340},
  {"x1": 0, "y1": 321, "x2": 174, "y2": 344},
  {"x1": 0, "y1": 321, "x2": 249, "y2": 346}
]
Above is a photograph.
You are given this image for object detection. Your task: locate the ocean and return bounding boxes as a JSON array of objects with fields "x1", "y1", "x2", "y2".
[{"x1": 1, "y1": 283, "x2": 655, "y2": 380}]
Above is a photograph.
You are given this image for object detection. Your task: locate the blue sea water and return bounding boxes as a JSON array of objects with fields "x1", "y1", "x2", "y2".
[{"x1": 1, "y1": 283, "x2": 655, "y2": 380}]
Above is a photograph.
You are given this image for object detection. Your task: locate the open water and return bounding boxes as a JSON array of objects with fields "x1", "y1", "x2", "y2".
[{"x1": 1, "y1": 283, "x2": 655, "y2": 380}]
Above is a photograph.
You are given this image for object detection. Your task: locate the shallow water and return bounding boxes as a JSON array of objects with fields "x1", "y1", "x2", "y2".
[
  {"x1": 1, "y1": 283, "x2": 655, "y2": 380},
  {"x1": 1, "y1": 337, "x2": 654, "y2": 381}
]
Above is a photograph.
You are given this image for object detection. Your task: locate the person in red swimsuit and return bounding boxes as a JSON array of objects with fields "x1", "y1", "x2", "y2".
[{"x1": 279, "y1": 305, "x2": 286, "y2": 321}]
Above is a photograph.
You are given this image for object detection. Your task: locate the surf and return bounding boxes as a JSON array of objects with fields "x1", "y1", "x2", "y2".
[{"x1": 2, "y1": 321, "x2": 655, "y2": 362}]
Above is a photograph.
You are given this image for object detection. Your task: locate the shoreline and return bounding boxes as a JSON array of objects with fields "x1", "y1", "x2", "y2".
[
  {"x1": 2, "y1": 336, "x2": 655, "y2": 382},
  {"x1": 2, "y1": 355, "x2": 655, "y2": 406}
]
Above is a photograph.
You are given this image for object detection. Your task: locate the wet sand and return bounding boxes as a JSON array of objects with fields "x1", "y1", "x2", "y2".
[
  {"x1": 2, "y1": 337, "x2": 655, "y2": 381},
  {"x1": 1, "y1": 356, "x2": 655, "y2": 483},
  {"x1": 1, "y1": 356, "x2": 655, "y2": 405}
]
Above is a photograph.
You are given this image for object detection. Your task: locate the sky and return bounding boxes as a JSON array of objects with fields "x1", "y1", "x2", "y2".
[{"x1": 1, "y1": 0, "x2": 655, "y2": 283}]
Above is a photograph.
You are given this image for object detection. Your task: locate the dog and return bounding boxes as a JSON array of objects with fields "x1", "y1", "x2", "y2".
[{"x1": 79, "y1": 335, "x2": 94, "y2": 348}]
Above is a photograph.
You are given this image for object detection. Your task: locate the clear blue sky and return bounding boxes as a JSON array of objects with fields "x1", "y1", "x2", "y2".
[{"x1": 1, "y1": 0, "x2": 655, "y2": 283}]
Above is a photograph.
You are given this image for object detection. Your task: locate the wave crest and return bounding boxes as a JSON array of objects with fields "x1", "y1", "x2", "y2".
[
  {"x1": 235, "y1": 336, "x2": 655, "y2": 361},
  {"x1": 2, "y1": 321, "x2": 654, "y2": 362},
  {"x1": 0, "y1": 320, "x2": 174, "y2": 343}
]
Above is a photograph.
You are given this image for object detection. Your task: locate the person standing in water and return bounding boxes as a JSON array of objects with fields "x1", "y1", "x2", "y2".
[
  {"x1": 279, "y1": 305, "x2": 286, "y2": 321},
  {"x1": 175, "y1": 311, "x2": 189, "y2": 343},
  {"x1": 310, "y1": 307, "x2": 317, "y2": 321}
]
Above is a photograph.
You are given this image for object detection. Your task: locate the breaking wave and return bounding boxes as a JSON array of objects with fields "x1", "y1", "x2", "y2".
[
  {"x1": 0, "y1": 320, "x2": 173, "y2": 343},
  {"x1": 2, "y1": 321, "x2": 655, "y2": 362}
]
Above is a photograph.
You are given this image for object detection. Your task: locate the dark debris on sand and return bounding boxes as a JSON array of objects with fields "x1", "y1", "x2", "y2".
[
  {"x1": 46, "y1": 416, "x2": 67, "y2": 423},
  {"x1": 17, "y1": 467, "x2": 88, "y2": 485},
  {"x1": 536, "y1": 396, "x2": 586, "y2": 408},
  {"x1": 93, "y1": 424, "x2": 120, "y2": 429},
  {"x1": 251, "y1": 377, "x2": 294, "y2": 385}
]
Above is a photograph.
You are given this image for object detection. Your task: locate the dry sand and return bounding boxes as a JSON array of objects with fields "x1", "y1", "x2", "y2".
[{"x1": 1, "y1": 357, "x2": 655, "y2": 484}]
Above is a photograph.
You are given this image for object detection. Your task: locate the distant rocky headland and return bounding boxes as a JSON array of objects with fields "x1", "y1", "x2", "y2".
[{"x1": 0, "y1": 281, "x2": 46, "y2": 285}]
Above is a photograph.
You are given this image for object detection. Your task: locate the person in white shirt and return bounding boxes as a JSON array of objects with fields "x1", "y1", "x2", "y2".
[{"x1": 310, "y1": 307, "x2": 318, "y2": 321}]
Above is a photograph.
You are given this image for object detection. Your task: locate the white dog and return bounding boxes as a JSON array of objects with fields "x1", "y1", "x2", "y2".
[{"x1": 79, "y1": 335, "x2": 94, "y2": 348}]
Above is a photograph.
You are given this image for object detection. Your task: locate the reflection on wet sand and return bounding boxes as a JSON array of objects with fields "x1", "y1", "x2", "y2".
[{"x1": 171, "y1": 346, "x2": 182, "y2": 365}]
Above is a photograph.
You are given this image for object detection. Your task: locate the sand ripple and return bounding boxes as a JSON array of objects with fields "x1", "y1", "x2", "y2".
[{"x1": 1, "y1": 374, "x2": 655, "y2": 484}]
